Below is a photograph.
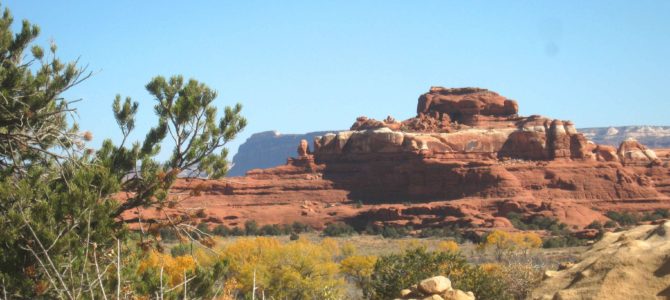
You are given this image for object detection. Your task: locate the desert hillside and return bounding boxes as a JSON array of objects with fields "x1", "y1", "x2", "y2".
[{"x1": 532, "y1": 220, "x2": 670, "y2": 300}]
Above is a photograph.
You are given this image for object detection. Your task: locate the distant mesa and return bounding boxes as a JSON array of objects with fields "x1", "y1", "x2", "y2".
[{"x1": 227, "y1": 130, "x2": 336, "y2": 176}]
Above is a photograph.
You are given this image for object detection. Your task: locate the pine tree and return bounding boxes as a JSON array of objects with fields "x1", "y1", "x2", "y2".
[
  {"x1": 0, "y1": 6, "x2": 90, "y2": 177},
  {"x1": 0, "y1": 2, "x2": 246, "y2": 297},
  {"x1": 105, "y1": 75, "x2": 247, "y2": 218}
]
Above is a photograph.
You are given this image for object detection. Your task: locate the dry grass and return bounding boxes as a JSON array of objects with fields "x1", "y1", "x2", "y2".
[{"x1": 190, "y1": 233, "x2": 586, "y2": 268}]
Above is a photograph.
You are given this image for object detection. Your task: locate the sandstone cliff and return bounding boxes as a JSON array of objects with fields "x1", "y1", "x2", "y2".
[
  {"x1": 125, "y1": 87, "x2": 670, "y2": 235},
  {"x1": 230, "y1": 127, "x2": 670, "y2": 176}
]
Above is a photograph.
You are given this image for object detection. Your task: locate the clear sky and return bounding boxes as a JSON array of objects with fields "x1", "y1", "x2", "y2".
[{"x1": 6, "y1": 1, "x2": 670, "y2": 159}]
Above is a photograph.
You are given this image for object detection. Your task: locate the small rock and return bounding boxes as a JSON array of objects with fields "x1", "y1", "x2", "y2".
[
  {"x1": 423, "y1": 295, "x2": 445, "y2": 300},
  {"x1": 419, "y1": 276, "x2": 451, "y2": 294},
  {"x1": 443, "y1": 289, "x2": 475, "y2": 300},
  {"x1": 400, "y1": 289, "x2": 413, "y2": 297},
  {"x1": 543, "y1": 270, "x2": 557, "y2": 280}
]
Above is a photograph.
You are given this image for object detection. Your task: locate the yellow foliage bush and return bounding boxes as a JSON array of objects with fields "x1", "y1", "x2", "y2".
[
  {"x1": 438, "y1": 240, "x2": 459, "y2": 252},
  {"x1": 137, "y1": 251, "x2": 196, "y2": 287},
  {"x1": 340, "y1": 241, "x2": 357, "y2": 258},
  {"x1": 515, "y1": 232, "x2": 543, "y2": 249},
  {"x1": 482, "y1": 230, "x2": 542, "y2": 261},
  {"x1": 340, "y1": 255, "x2": 377, "y2": 279},
  {"x1": 480, "y1": 262, "x2": 503, "y2": 273},
  {"x1": 222, "y1": 237, "x2": 344, "y2": 299},
  {"x1": 340, "y1": 255, "x2": 377, "y2": 298}
]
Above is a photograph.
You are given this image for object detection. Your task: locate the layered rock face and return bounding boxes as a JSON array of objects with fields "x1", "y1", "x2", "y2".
[
  {"x1": 228, "y1": 125, "x2": 670, "y2": 176},
  {"x1": 309, "y1": 87, "x2": 661, "y2": 204},
  {"x1": 126, "y1": 87, "x2": 670, "y2": 233}
]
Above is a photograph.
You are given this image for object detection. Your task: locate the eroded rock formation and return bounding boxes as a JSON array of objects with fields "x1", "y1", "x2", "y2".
[
  {"x1": 123, "y1": 87, "x2": 670, "y2": 235},
  {"x1": 417, "y1": 87, "x2": 518, "y2": 121}
]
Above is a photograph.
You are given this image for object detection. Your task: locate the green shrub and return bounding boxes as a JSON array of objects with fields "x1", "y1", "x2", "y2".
[
  {"x1": 259, "y1": 224, "x2": 283, "y2": 236},
  {"x1": 170, "y1": 243, "x2": 192, "y2": 257},
  {"x1": 606, "y1": 211, "x2": 639, "y2": 226},
  {"x1": 586, "y1": 220, "x2": 603, "y2": 230},
  {"x1": 159, "y1": 227, "x2": 179, "y2": 242},
  {"x1": 291, "y1": 221, "x2": 311, "y2": 234},
  {"x1": 230, "y1": 226, "x2": 245, "y2": 236},
  {"x1": 370, "y1": 247, "x2": 508, "y2": 300},
  {"x1": 507, "y1": 213, "x2": 567, "y2": 233},
  {"x1": 643, "y1": 209, "x2": 670, "y2": 221},
  {"x1": 603, "y1": 220, "x2": 617, "y2": 228},
  {"x1": 244, "y1": 220, "x2": 259, "y2": 235},
  {"x1": 212, "y1": 224, "x2": 230, "y2": 236},
  {"x1": 323, "y1": 222, "x2": 356, "y2": 237},
  {"x1": 196, "y1": 223, "x2": 211, "y2": 234},
  {"x1": 290, "y1": 232, "x2": 300, "y2": 241},
  {"x1": 380, "y1": 226, "x2": 410, "y2": 238}
]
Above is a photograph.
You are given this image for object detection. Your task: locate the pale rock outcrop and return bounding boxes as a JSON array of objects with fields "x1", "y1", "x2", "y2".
[
  {"x1": 617, "y1": 138, "x2": 659, "y2": 165},
  {"x1": 531, "y1": 221, "x2": 670, "y2": 300}
]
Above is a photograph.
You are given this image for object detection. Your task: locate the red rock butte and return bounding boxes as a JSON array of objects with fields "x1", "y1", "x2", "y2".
[{"x1": 124, "y1": 87, "x2": 670, "y2": 236}]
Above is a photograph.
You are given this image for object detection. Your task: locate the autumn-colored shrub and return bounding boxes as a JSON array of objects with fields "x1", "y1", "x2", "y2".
[
  {"x1": 137, "y1": 251, "x2": 197, "y2": 287},
  {"x1": 340, "y1": 255, "x2": 377, "y2": 298},
  {"x1": 222, "y1": 237, "x2": 345, "y2": 299},
  {"x1": 438, "y1": 240, "x2": 459, "y2": 252},
  {"x1": 481, "y1": 230, "x2": 542, "y2": 261}
]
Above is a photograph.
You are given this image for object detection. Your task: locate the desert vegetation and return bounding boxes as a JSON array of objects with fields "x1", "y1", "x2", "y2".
[{"x1": 147, "y1": 231, "x2": 555, "y2": 300}]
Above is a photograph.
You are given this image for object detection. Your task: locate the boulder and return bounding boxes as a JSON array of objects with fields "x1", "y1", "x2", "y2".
[
  {"x1": 418, "y1": 276, "x2": 452, "y2": 294},
  {"x1": 396, "y1": 275, "x2": 474, "y2": 300},
  {"x1": 400, "y1": 289, "x2": 413, "y2": 297}
]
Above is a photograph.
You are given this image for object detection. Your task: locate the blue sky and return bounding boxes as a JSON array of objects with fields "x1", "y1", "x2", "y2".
[{"x1": 6, "y1": 1, "x2": 670, "y2": 159}]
